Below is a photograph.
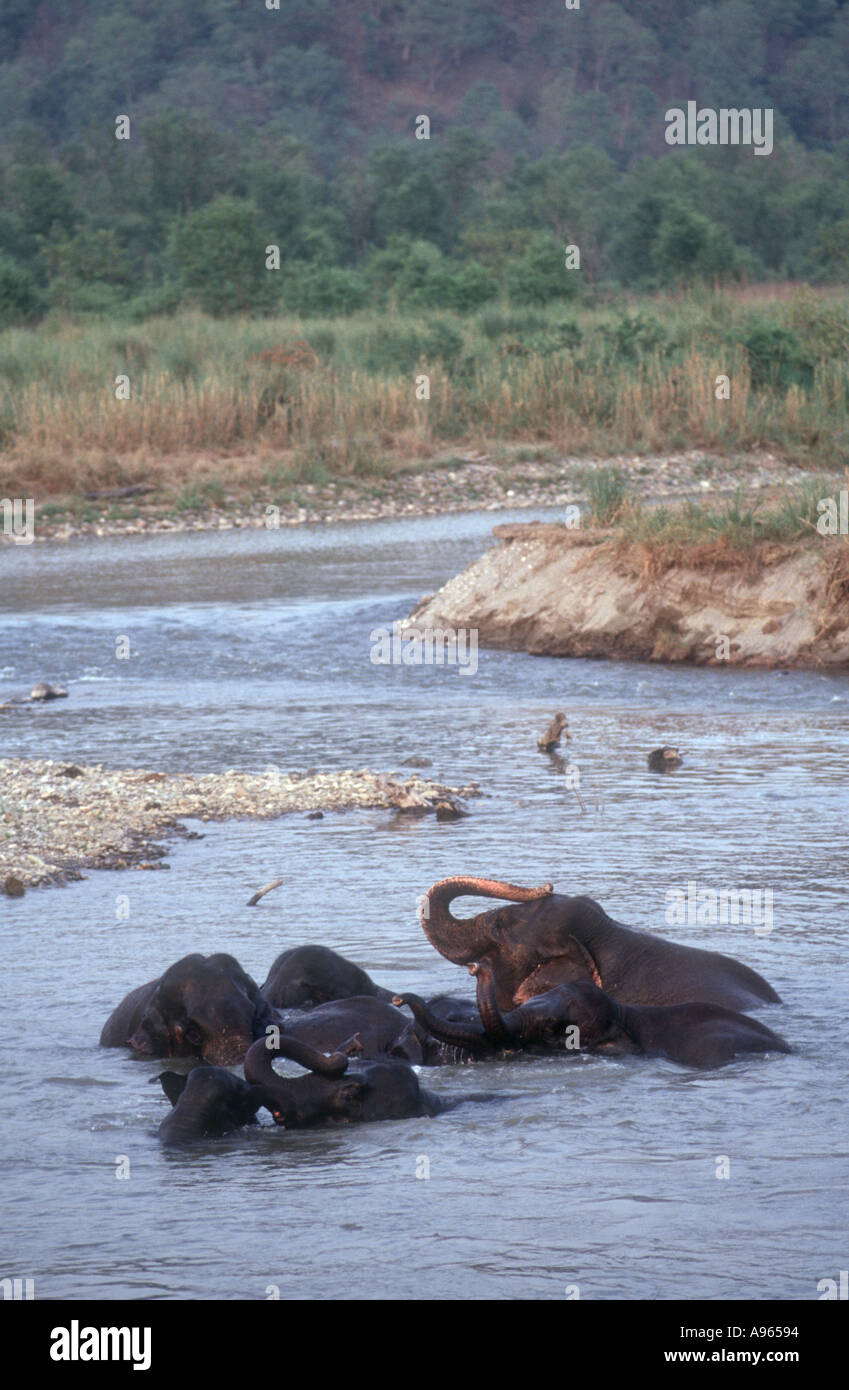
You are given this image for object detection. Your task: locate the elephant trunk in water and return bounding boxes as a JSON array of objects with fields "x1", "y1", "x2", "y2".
[
  {"x1": 391, "y1": 992, "x2": 491, "y2": 1056},
  {"x1": 420, "y1": 876, "x2": 554, "y2": 964}
]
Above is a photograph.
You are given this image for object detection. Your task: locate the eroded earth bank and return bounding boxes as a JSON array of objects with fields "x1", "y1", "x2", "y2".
[{"x1": 406, "y1": 522, "x2": 849, "y2": 668}]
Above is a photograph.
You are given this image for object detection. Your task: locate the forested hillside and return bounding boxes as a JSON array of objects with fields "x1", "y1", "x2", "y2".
[{"x1": 1, "y1": 0, "x2": 848, "y2": 322}]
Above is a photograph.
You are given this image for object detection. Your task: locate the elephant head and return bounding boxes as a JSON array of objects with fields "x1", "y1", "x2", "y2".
[
  {"x1": 261, "y1": 945, "x2": 393, "y2": 1009},
  {"x1": 129, "y1": 954, "x2": 273, "y2": 1066},
  {"x1": 156, "y1": 1064, "x2": 265, "y2": 1144},
  {"x1": 419, "y1": 876, "x2": 607, "y2": 1010},
  {"x1": 244, "y1": 1032, "x2": 433, "y2": 1126},
  {"x1": 395, "y1": 964, "x2": 620, "y2": 1057},
  {"x1": 470, "y1": 963, "x2": 620, "y2": 1050}
]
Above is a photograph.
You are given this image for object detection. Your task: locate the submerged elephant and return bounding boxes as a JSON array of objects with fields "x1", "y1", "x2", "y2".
[
  {"x1": 397, "y1": 962, "x2": 791, "y2": 1069},
  {"x1": 278, "y1": 996, "x2": 424, "y2": 1063},
  {"x1": 261, "y1": 945, "x2": 393, "y2": 1009},
  {"x1": 243, "y1": 1033, "x2": 442, "y2": 1127},
  {"x1": 156, "y1": 1066, "x2": 265, "y2": 1144},
  {"x1": 419, "y1": 876, "x2": 781, "y2": 1012},
  {"x1": 100, "y1": 954, "x2": 273, "y2": 1066}
]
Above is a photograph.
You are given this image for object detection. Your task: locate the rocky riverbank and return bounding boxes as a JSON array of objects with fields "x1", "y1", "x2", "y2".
[
  {"x1": 0, "y1": 760, "x2": 480, "y2": 893},
  {"x1": 3, "y1": 448, "x2": 816, "y2": 542},
  {"x1": 405, "y1": 522, "x2": 849, "y2": 669}
]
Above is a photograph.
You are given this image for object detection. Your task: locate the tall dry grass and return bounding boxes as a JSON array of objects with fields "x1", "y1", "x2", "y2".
[{"x1": 1, "y1": 290, "x2": 848, "y2": 496}]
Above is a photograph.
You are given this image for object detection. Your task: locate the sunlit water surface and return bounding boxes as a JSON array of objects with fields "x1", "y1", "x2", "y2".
[{"x1": 1, "y1": 510, "x2": 847, "y2": 1300}]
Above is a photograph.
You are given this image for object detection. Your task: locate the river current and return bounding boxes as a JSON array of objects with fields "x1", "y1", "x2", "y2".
[{"x1": 1, "y1": 509, "x2": 847, "y2": 1300}]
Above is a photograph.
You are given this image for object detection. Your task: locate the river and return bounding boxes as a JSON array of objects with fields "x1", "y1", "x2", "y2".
[{"x1": 1, "y1": 509, "x2": 847, "y2": 1300}]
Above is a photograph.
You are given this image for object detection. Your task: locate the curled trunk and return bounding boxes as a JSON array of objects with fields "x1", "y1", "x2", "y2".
[
  {"x1": 420, "y1": 876, "x2": 553, "y2": 964},
  {"x1": 392, "y1": 993, "x2": 490, "y2": 1055},
  {"x1": 246, "y1": 1032, "x2": 350, "y2": 1080}
]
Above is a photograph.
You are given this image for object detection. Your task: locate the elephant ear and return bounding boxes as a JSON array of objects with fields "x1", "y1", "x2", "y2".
[
  {"x1": 513, "y1": 935, "x2": 603, "y2": 1003},
  {"x1": 333, "y1": 1077, "x2": 366, "y2": 1119},
  {"x1": 156, "y1": 1071, "x2": 190, "y2": 1107}
]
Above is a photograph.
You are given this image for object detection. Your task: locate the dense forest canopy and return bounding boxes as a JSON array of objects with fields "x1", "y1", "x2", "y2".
[{"x1": 1, "y1": 0, "x2": 848, "y2": 321}]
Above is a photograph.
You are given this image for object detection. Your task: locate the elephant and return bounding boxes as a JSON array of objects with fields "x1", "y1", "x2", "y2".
[
  {"x1": 419, "y1": 876, "x2": 781, "y2": 1012},
  {"x1": 102, "y1": 954, "x2": 460, "y2": 1067},
  {"x1": 396, "y1": 963, "x2": 792, "y2": 1069},
  {"x1": 243, "y1": 1033, "x2": 443, "y2": 1127},
  {"x1": 275, "y1": 996, "x2": 425, "y2": 1063},
  {"x1": 100, "y1": 954, "x2": 273, "y2": 1066},
  {"x1": 261, "y1": 945, "x2": 393, "y2": 1009},
  {"x1": 280, "y1": 993, "x2": 487, "y2": 1067},
  {"x1": 156, "y1": 1065, "x2": 265, "y2": 1144}
]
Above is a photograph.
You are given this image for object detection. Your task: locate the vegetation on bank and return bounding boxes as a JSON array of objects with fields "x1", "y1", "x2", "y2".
[
  {"x1": 2, "y1": 288, "x2": 848, "y2": 498},
  {"x1": 582, "y1": 467, "x2": 848, "y2": 549}
]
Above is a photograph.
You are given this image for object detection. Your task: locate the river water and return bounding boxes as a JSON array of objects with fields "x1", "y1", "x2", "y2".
[{"x1": 1, "y1": 510, "x2": 847, "y2": 1301}]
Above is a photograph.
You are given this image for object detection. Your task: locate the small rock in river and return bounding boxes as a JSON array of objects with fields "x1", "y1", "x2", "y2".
[
  {"x1": 29, "y1": 682, "x2": 68, "y2": 701},
  {"x1": 3, "y1": 875, "x2": 26, "y2": 896}
]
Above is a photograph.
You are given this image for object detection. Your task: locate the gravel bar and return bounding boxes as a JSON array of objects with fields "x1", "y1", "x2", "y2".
[{"x1": 0, "y1": 759, "x2": 481, "y2": 893}]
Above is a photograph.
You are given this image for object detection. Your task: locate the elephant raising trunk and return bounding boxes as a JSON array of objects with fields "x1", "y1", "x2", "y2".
[{"x1": 420, "y1": 876, "x2": 554, "y2": 965}]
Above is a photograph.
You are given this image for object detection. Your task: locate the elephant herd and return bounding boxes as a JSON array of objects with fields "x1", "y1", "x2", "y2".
[{"x1": 100, "y1": 876, "x2": 792, "y2": 1145}]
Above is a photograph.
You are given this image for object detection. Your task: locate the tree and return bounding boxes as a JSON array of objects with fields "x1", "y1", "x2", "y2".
[
  {"x1": 506, "y1": 232, "x2": 581, "y2": 305},
  {"x1": 0, "y1": 253, "x2": 40, "y2": 327},
  {"x1": 166, "y1": 197, "x2": 278, "y2": 314}
]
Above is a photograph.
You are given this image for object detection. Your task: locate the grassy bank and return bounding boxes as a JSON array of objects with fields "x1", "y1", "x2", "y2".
[{"x1": 1, "y1": 287, "x2": 848, "y2": 500}]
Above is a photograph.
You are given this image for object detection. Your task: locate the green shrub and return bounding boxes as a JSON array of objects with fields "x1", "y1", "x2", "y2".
[
  {"x1": 420, "y1": 319, "x2": 464, "y2": 367},
  {"x1": 479, "y1": 307, "x2": 547, "y2": 338},
  {"x1": 283, "y1": 264, "x2": 369, "y2": 316},
  {"x1": 506, "y1": 233, "x2": 580, "y2": 306},
  {"x1": 600, "y1": 312, "x2": 669, "y2": 361},
  {"x1": 737, "y1": 316, "x2": 813, "y2": 392},
  {"x1": 0, "y1": 254, "x2": 41, "y2": 328},
  {"x1": 581, "y1": 466, "x2": 628, "y2": 525},
  {"x1": 166, "y1": 197, "x2": 279, "y2": 316}
]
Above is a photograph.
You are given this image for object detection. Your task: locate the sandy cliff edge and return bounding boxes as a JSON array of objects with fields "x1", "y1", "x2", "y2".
[{"x1": 404, "y1": 522, "x2": 849, "y2": 668}]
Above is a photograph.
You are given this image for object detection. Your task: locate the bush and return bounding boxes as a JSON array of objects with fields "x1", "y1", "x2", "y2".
[
  {"x1": 737, "y1": 316, "x2": 813, "y2": 392},
  {"x1": 420, "y1": 319, "x2": 464, "y2": 367},
  {"x1": 166, "y1": 197, "x2": 279, "y2": 316},
  {"x1": 506, "y1": 233, "x2": 580, "y2": 306},
  {"x1": 439, "y1": 262, "x2": 498, "y2": 312},
  {"x1": 283, "y1": 264, "x2": 369, "y2": 315},
  {"x1": 580, "y1": 466, "x2": 628, "y2": 525},
  {"x1": 0, "y1": 254, "x2": 41, "y2": 327},
  {"x1": 600, "y1": 312, "x2": 669, "y2": 361},
  {"x1": 651, "y1": 203, "x2": 739, "y2": 285},
  {"x1": 478, "y1": 308, "x2": 547, "y2": 339}
]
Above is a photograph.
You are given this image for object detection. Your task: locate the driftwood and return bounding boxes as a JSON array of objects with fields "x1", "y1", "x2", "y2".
[
  {"x1": 83, "y1": 483, "x2": 155, "y2": 500},
  {"x1": 246, "y1": 877, "x2": 283, "y2": 907}
]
